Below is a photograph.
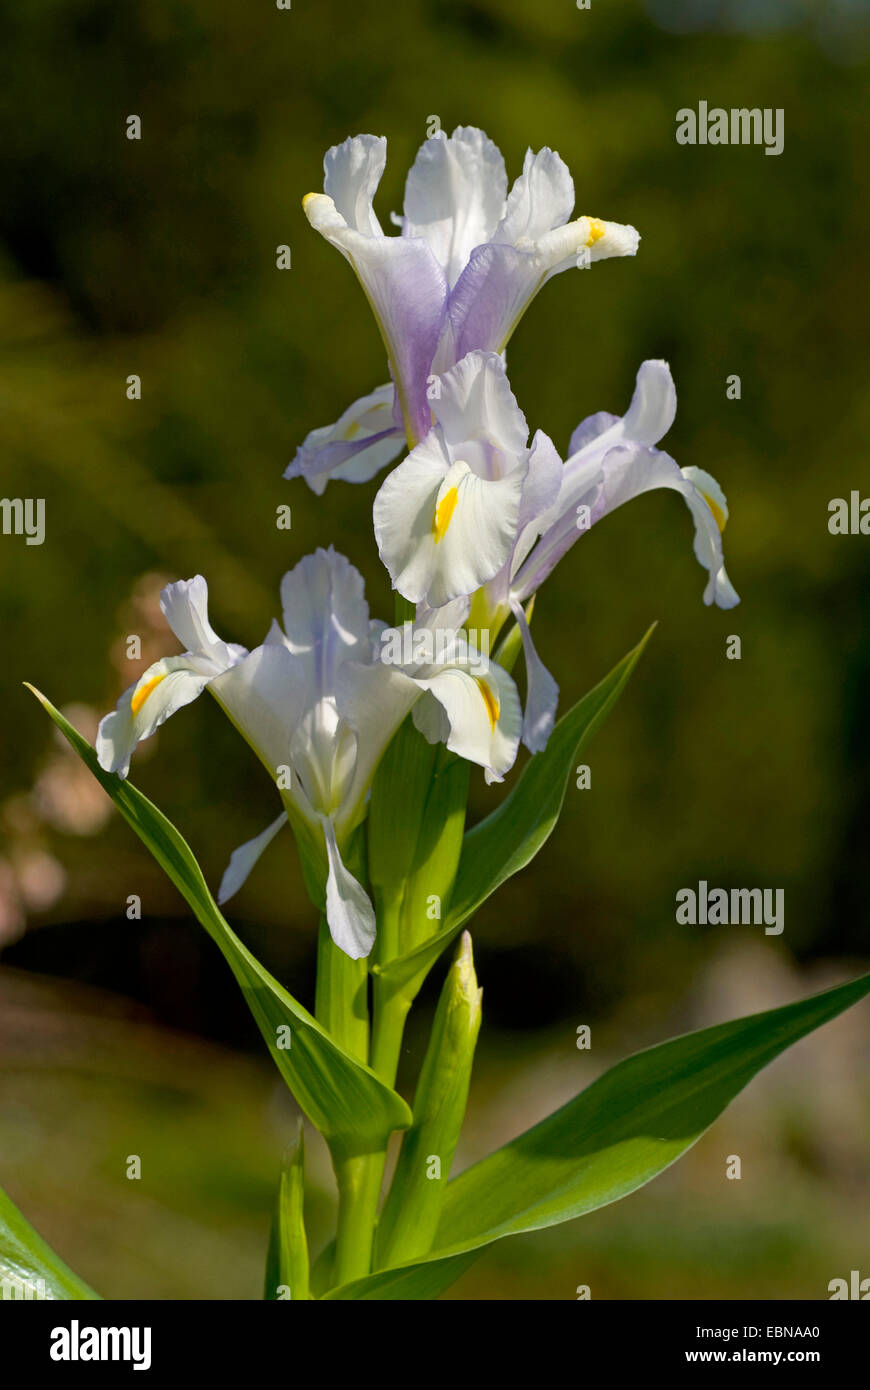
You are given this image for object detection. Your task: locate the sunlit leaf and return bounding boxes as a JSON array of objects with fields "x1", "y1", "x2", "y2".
[
  {"x1": 325, "y1": 967, "x2": 870, "y2": 1297},
  {"x1": 0, "y1": 1183, "x2": 100, "y2": 1301},
  {"x1": 28, "y1": 686, "x2": 411, "y2": 1160}
]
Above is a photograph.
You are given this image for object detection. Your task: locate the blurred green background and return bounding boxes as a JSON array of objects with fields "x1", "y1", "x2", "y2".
[{"x1": 2, "y1": 0, "x2": 870, "y2": 1299}]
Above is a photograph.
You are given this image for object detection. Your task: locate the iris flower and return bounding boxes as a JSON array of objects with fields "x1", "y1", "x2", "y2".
[
  {"x1": 373, "y1": 353, "x2": 738, "y2": 756},
  {"x1": 97, "y1": 548, "x2": 520, "y2": 957},
  {"x1": 287, "y1": 126, "x2": 638, "y2": 490}
]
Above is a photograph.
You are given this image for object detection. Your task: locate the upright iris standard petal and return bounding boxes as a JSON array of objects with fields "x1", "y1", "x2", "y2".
[
  {"x1": 96, "y1": 576, "x2": 246, "y2": 778},
  {"x1": 497, "y1": 147, "x2": 575, "y2": 245},
  {"x1": 159, "y1": 575, "x2": 246, "y2": 668},
  {"x1": 284, "y1": 385, "x2": 404, "y2": 495},
  {"x1": 401, "y1": 127, "x2": 508, "y2": 288},
  {"x1": 373, "y1": 351, "x2": 530, "y2": 607},
  {"x1": 567, "y1": 357, "x2": 677, "y2": 458}
]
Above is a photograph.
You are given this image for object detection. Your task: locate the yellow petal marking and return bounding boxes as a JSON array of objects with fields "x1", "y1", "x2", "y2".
[
  {"x1": 701, "y1": 491, "x2": 727, "y2": 533},
  {"x1": 302, "y1": 192, "x2": 318, "y2": 210},
  {"x1": 585, "y1": 217, "x2": 606, "y2": 246},
  {"x1": 433, "y1": 486, "x2": 459, "y2": 543},
  {"x1": 476, "y1": 677, "x2": 500, "y2": 732},
  {"x1": 131, "y1": 672, "x2": 167, "y2": 717}
]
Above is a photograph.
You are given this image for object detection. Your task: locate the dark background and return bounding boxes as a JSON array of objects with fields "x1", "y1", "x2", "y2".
[{"x1": 1, "y1": 0, "x2": 869, "y2": 1298}]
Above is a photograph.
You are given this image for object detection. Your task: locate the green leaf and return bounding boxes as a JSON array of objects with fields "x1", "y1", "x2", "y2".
[
  {"x1": 0, "y1": 1182, "x2": 100, "y2": 1300},
  {"x1": 375, "y1": 627, "x2": 654, "y2": 998},
  {"x1": 264, "y1": 1126, "x2": 310, "y2": 1300},
  {"x1": 27, "y1": 686, "x2": 411, "y2": 1160},
  {"x1": 324, "y1": 966, "x2": 870, "y2": 1298}
]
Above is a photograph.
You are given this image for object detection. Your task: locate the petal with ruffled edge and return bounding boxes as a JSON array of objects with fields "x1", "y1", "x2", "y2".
[
  {"x1": 160, "y1": 576, "x2": 244, "y2": 667},
  {"x1": 275, "y1": 547, "x2": 374, "y2": 697},
  {"x1": 401, "y1": 126, "x2": 507, "y2": 289},
  {"x1": 497, "y1": 146, "x2": 575, "y2": 246},
  {"x1": 374, "y1": 435, "x2": 525, "y2": 607},
  {"x1": 218, "y1": 813, "x2": 288, "y2": 905},
  {"x1": 97, "y1": 576, "x2": 246, "y2": 778},
  {"x1": 412, "y1": 655, "x2": 523, "y2": 784},
  {"x1": 96, "y1": 656, "x2": 216, "y2": 779},
  {"x1": 285, "y1": 384, "x2": 404, "y2": 495},
  {"x1": 321, "y1": 814, "x2": 377, "y2": 959},
  {"x1": 429, "y1": 348, "x2": 528, "y2": 457}
]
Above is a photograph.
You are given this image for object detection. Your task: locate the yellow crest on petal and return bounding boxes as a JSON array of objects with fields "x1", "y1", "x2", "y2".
[
  {"x1": 475, "y1": 677, "x2": 500, "y2": 731},
  {"x1": 585, "y1": 217, "x2": 606, "y2": 247},
  {"x1": 131, "y1": 672, "x2": 166, "y2": 717},
  {"x1": 433, "y1": 486, "x2": 459, "y2": 543},
  {"x1": 701, "y1": 491, "x2": 727, "y2": 533}
]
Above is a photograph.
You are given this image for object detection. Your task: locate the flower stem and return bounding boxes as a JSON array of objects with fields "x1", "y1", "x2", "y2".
[
  {"x1": 315, "y1": 917, "x2": 368, "y2": 1062},
  {"x1": 370, "y1": 978, "x2": 411, "y2": 1089},
  {"x1": 333, "y1": 1150, "x2": 385, "y2": 1286}
]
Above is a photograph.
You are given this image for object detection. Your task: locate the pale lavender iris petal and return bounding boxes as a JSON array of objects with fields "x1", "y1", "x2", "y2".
[
  {"x1": 509, "y1": 596, "x2": 560, "y2": 754},
  {"x1": 447, "y1": 242, "x2": 533, "y2": 361},
  {"x1": 285, "y1": 385, "x2": 404, "y2": 496},
  {"x1": 286, "y1": 385, "x2": 402, "y2": 488},
  {"x1": 567, "y1": 411, "x2": 621, "y2": 457},
  {"x1": 516, "y1": 429, "x2": 563, "y2": 540},
  {"x1": 516, "y1": 442, "x2": 739, "y2": 610},
  {"x1": 285, "y1": 426, "x2": 403, "y2": 494},
  {"x1": 348, "y1": 235, "x2": 449, "y2": 445},
  {"x1": 304, "y1": 183, "x2": 448, "y2": 446},
  {"x1": 511, "y1": 455, "x2": 606, "y2": 601},
  {"x1": 568, "y1": 360, "x2": 676, "y2": 457}
]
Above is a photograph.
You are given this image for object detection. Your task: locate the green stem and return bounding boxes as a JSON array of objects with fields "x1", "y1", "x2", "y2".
[
  {"x1": 315, "y1": 917, "x2": 369, "y2": 1062},
  {"x1": 332, "y1": 967, "x2": 415, "y2": 1285},
  {"x1": 333, "y1": 1151, "x2": 386, "y2": 1286},
  {"x1": 316, "y1": 916, "x2": 382, "y2": 1286},
  {"x1": 370, "y1": 978, "x2": 412, "y2": 1089}
]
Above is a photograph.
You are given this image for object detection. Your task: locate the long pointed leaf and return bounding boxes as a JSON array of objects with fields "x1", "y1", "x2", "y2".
[
  {"x1": 325, "y1": 967, "x2": 870, "y2": 1297},
  {"x1": 0, "y1": 1183, "x2": 100, "y2": 1300},
  {"x1": 27, "y1": 687, "x2": 411, "y2": 1159}
]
